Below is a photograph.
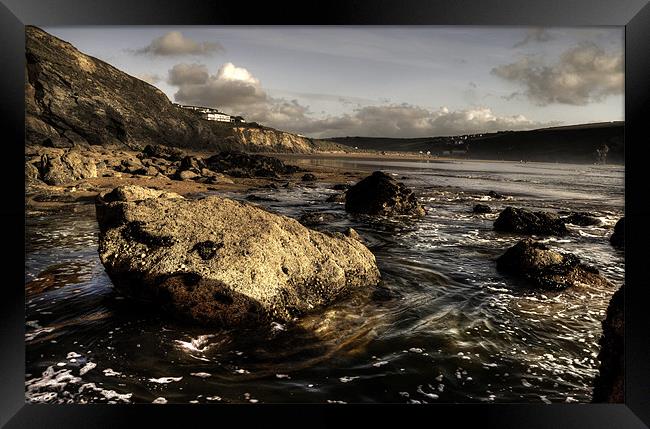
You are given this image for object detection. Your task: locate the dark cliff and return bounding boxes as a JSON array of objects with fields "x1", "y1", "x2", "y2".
[{"x1": 25, "y1": 26, "x2": 318, "y2": 153}]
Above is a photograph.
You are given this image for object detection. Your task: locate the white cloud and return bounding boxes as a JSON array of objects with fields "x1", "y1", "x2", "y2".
[
  {"x1": 492, "y1": 42, "x2": 623, "y2": 105},
  {"x1": 136, "y1": 31, "x2": 224, "y2": 56},
  {"x1": 168, "y1": 62, "x2": 547, "y2": 138},
  {"x1": 171, "y1": 62, "x2": 267, "y2": 109}
]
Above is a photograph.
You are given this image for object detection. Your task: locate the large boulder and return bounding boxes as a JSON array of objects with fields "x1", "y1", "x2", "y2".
[
  {"x1": 205, "y1": 151, "x2": 300, "y2": 178},
  {"x1": 345, "y1": 171, "x2": 425, "y2": 217},
  {"x1": 494, "y1": 207, "x2": 568, "y2": 236},
  {"x1": 496, "y1": 239, "x2": 613, "y2": 290},
  {"x1": 610, "y1": 217, "x2": 624, "y2": 248},
  {"x1": 95, "y1": 185, "x2": 381, "y2": 326},
  {"x1": 40, "y1": 150, "x2": 98, "y2": 185},
  {"x1": 592, "y1": 284, "x2": 624, "y2": 403}
]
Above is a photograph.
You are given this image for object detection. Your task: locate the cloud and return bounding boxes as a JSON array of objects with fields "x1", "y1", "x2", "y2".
[
  {"x1": 136, "y1": 31, "x2": 224, "y2": 56},
  {"x1": 513, "y1": 28, "x2": 554, "y2": 48},
  {"x1": 135, "y1": 73, "x2": 162, "y2": 85},
  {"x1": 168, "y1": 62, "x2": 547, "y2": 138},
  {"x1": 167, "y1": 63, "x2": 209, "y2": 86},
  {"x1": 291, "y1": 104, "x2": 547, "y2": 138},
  {"x1": 492, "y1": 42, "x2": 623, "y2": 105},
  {"x1": 171, "y1": 62, "x2": 267, "y2": 109}
]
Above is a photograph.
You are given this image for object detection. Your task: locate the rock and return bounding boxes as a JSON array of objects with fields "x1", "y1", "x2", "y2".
[
  {"x1": 145, "y1": 166, "x2": 159, "y2": 176},
  {"x1": 496, "y1": 239, "x2": 612, "y2": 290},
  {"x1": 142, "y1": 145, "x2": 185, "y2": 162},
  {"x1": 179, "y1": 156, "x2": 205, "y2": 174},
  {"x1": 473, "y1": 204, "x2": 492, "y2": 214},
  {"x1": 332, "y1": 183, "x2": 350, "y2": 191},
  {"x1": 95, "y1": 185, "x2": 381, "y2": 325},
  {"x1": 175, "y1": 170, "x2": 198, "y2": 181},
  {"x1": 344, "y1": 228, "x2": 363, "y2": 243},
  {"x1": 25, "y1": 26, "x2": 319, "y2": 153},
  {"x1": 494, "y1": 207, "x2": 568, "y2": 236},
  {"x1": 282, "y1": 182, "x2": 296, "y2": 189},
  {"x1": 40, "y1": 150, "x2": 98, "y2": 185},
  {"x1": 326, "y1": 193, "x2": 347, "y2": 203},
  {"x1": 563, "y1": 212, "x2": 602, "y2": 226},
  {"x1": 245, "y1": 195, "x2": 280, "y2": 202},
  {"x1": 298, "y1": 212, "x2": 340, "y2": 226},
  {"x1": 345, "y1": 171, "x2": 425, "y2": 217},
  {"x1": 260, "y1": 183, "x2": 279, "y2": 190},
  {"x1": 488, "y1": 190, "x2": 506, "y2": 199},
  {"x1": 592, "y1": 284, "x2": 624, "y2": 403},
  {"x1": 301, "y1": 173, "x2": 317, "y2": 182},
  {"x1": 25, "y1": 161, "x2": 41, "y2": 182},
  {"x1": 205, "y1": 151, "x2": 300, "y2": 178},
  {"x1": 610, "y1": 217, "x2": 624, "y2": 248}
]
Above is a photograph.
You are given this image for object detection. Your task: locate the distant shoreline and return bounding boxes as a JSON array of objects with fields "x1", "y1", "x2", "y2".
[{"x1": 270, "y1": 151, "x2": 625, "y2": 166}]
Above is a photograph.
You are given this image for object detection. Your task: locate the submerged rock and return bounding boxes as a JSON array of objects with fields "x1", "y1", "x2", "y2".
[
  {"x1": 95, "y1": 185, "x2": 380, "y2": 325},
  {"x1": 496, "y1": 239, "x2": 612, "y2": 290},
  {"x1": 592, "y1": 284, "x2": 624, "y2": 403},
  {"x1": 610, "y1": 217, "x2": 624, "y2": 248},
  {"x1": 326, "y1": 193, "x2": 347, "y2": 203},
  {"x1": 298, "y1": 212, "x2": 341, "y2": 226},
  {"x1": 245, "y1": 194, "x2": 280, "y2": 202},
  {"x1": 345, "y1": 171, "x2": 425, "y2": 217},
  {"x1": 473, "y1": 204, "x2": 492, "y2": 214},
  {"x1": 301, "y1": 173, "x2": 317, "y2": 182},
  {"x1": 494, "y1": 207, "x2": 568, "y2": 236},
  {"x1": 332, "y1": 183, "x2": 350, "y2": 191},
  {"x1": 563, "y1": 212, "x2": 602, "y2": 226},
  {"x1": 488, "y1": 190, "x2": 506, "y2": 199}
]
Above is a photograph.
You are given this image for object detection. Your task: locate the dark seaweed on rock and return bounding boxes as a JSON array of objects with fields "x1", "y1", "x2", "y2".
[
  {"x1": 496, "y1": 239, "x2": 613, "y2": 291},
  {"x1": 610, "y1": 217, "x2": 624, "y2": 248},
  {"x1": 592, "y1": 284, "x2": 624, "y2": 403},
  {"x1": 494, "y1": 207, "x2": 568, "y2": 236},
  {"x1": 345, "y1": 171, "x2": 425, "y2": 217},
  {"x1": 205, "y1": 151, "x2": 301, "y2": 178}
]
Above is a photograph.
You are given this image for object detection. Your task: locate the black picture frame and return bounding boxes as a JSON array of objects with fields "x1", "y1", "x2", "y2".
[{"x1": 2, "y1": 0, "x2": 649, "y2": 427}]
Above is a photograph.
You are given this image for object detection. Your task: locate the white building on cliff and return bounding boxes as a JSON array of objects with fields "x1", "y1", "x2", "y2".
[{"x1": 174, "y1": 103, "x2": 244, "y2": 123}]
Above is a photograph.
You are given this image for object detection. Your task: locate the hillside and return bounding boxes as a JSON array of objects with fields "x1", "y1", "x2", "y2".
[
  {"x1": 24, "y1": 26, "x2": 323, "y2": 153},
  {"x1": 327, "y1": 122, "x2": 624, "y2": 164}
]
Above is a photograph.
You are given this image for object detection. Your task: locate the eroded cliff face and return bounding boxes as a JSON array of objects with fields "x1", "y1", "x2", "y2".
[
  {"x1": 231, "y1": 128, "x2": 315, "y2": 153},
  {"x1": 25, "y1": 26, "x2": 317, "y2": 153}
]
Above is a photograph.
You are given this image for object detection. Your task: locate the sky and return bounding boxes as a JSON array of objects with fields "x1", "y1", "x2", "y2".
[{"x1": 44, "y1": 26, "x2": 624, "y2": 139}]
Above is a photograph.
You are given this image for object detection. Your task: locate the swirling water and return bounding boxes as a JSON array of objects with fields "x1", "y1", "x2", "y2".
[{"x1": 25, "y1": 158, "x2": 624, "y2": 404}]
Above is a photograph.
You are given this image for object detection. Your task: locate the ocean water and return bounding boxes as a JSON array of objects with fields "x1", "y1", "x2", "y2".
[{"x1": 25, "y1": 158, "x2": 624, "y2": 404}]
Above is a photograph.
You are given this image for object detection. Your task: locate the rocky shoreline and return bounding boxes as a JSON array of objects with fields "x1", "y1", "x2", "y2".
[{"x1": 25, "y1": 144, "x2": 624, "y2": 402}]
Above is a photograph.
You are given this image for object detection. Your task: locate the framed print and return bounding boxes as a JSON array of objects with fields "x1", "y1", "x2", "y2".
[{"x1": 2, "y1": 0, "x2": 649, "y2": 427}]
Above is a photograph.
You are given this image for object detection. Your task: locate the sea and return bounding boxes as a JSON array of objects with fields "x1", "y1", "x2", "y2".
[{"x1": 25, "y1": 157, "x2": 624, "y2": 404}]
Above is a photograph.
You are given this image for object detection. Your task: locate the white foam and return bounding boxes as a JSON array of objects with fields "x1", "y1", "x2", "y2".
[
  {"x1": 79, "y1": 362, "x2": 96, "y2": 376},
  {"x1": 149, "y1": 377, "x2": 182, "y2": 384},
  {"x1": 103, "y1": 368, "x2": 121, "y2": 377},
  {"x1": 339, "y1": 376, "x2": 359, "y2": 383},
  {"x1": 190, "y1": 372, "x2": 211, "y2": 378},
  {"x1": 152, "y1": 397, "x2": 168, "y2": 404}
]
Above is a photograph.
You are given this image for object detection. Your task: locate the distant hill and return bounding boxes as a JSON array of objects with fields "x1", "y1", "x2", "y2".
[
  {"x1": 326, "y1": 121, "x2": 624, "y2": 164},
  {"x1": 25, "y1": 26, "x2": 327, "y2": 153}
]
